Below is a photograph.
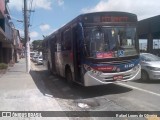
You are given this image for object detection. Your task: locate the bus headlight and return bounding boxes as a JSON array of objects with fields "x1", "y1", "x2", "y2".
[
  {"x1": 91, "y1": 69, "x2": 102, "y2": 76},
  {"x1": 84, "y1": 64, "x2": 102, "y2": 76},
  {"x1": 133, "y1": 64, "x2": 140, "y2": 71},
  {"x1": 84, "y1": 64, "x2": 92, "y2": 71}
]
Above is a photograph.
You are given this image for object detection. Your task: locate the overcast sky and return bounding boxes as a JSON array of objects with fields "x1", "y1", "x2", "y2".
[{"x1": 8, "y1": 0, "x2": 160, "y2": 41}]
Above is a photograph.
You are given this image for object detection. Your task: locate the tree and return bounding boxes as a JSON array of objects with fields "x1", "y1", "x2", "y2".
[
  {"x1": 21, "y1": 37, "x2": 26, "y2": 47},
  {"x1": 32, "y1": 40, "x2": 43, "y2": 52}
]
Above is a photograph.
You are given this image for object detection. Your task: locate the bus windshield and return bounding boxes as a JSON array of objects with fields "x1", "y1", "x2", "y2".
[{"x1": 84, "y1": 26, "x2": 138, "y2": 58}]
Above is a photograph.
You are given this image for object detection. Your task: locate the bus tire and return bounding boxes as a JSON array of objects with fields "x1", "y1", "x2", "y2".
[{"x1": 66, "y1": 68, "x2": 74, "y2": 87}]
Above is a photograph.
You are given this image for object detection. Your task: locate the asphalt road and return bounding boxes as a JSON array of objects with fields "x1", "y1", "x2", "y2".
[{"x1": 31, "y1": 62, "x2": 160, "y2": 120}]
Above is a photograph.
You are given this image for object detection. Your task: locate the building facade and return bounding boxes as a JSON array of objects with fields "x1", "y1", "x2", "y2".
[
  {"x1": 12, "y1": 28, "x2": 23, "y2": 62},
  {"x1": 0, "y1": 0, "x2": 22, "y2": 64}
]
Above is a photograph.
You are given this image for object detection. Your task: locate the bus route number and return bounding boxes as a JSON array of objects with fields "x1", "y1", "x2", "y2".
[{"x1": 124, "y1": 64, "x2": 134, "y2": 68}]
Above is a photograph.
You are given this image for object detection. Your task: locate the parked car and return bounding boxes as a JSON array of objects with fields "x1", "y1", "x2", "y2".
[
  {"x1": 140, "y1": 53, "x2": 160, "y2": 81},
  {"x1": 30, "y1": 51, "x2": 39, "y2": 60},
  {"x1": 36, "y1": 56, "x2": 43, "y2": 65},
  {"x1": 32, "y1": 55, "x2": 39, "y2": 62},
  {"x1": 30, "y1": 52, "x2": 36, "y2": 58}
]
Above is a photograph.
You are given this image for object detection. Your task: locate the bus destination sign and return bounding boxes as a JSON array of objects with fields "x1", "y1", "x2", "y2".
[
  {"x1": 93, "y1": 16, "x2": 128, "y2": 23},
  {"x1": 101, "y1": 16, "x2": 128, "y2": 22},
  {"x1": 83, "y1": 12, "x2": 137, "y2": 23}
]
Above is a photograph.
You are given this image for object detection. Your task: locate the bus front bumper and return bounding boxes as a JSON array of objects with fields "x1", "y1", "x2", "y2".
[{"x1": 84, "y1": 64, "x2": 141, "y2": 86}]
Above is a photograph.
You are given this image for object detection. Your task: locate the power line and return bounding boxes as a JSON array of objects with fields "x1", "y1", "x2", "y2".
[
  {"x1": 30, "y1": 1, "x2": 36, "y2": 28},
  {"x1": 28, "y1": 0, "x2": 35, "y2": 27}
]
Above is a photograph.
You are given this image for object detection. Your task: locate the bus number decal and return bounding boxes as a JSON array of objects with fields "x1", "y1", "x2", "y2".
[{"x1": 124, "y1": 64, "x2": 134, "y2": 68}]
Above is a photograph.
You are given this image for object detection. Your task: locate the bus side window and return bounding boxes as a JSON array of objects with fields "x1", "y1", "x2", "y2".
[
  {"x1": 50, "y1": 39, "x2": 55, "y2": 52},
  {"x1": 62, "y1": 28, "x2": 72, "y2": 51},
  {"x1": 53, "y1": 36, "x2": 57, "y2": 52},
  {"x1": 57, "y1": 43, "x2": 61, "y2": 52}
]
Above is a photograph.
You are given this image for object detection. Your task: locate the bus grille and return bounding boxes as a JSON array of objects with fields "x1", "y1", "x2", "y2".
[
  {"x1": 103, "y1": 74, "x2": 132, "y2": 82},
  {"x1": 99, "y1": 59, "x2": 133, "y2": 65}
]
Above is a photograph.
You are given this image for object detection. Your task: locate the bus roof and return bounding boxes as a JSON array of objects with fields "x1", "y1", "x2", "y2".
[{"x1": 43, "y1": 11, "x2": 137, "y2": 42}]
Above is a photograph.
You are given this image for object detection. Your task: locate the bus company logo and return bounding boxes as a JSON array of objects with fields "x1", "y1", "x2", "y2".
[{"x1": 112, "y1": 66, "x2": 117, "y2": 71}]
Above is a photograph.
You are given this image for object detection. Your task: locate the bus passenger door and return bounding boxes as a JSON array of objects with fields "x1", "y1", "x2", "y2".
[{"x1": 73, "y1": 25, "x2": 83, "y2": 83}]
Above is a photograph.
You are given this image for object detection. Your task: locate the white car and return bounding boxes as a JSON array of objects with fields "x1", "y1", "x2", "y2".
[
  {"x1": 36, "y1": 56, "x2": 43, "y2": 65},
  {"x1": 32, "y1": 56, "x2": 38, "y2": 62},
  {"x1": 140, "y1": 53, "x2": 160, "y2": 81}
]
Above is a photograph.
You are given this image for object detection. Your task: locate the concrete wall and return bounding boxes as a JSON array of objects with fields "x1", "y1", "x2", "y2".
[
  {"x1": 0, "y1": 0, "x2": 22, "y2": 64},
  {"x1": 138, "y1": 15, "x2": 160, "y2": 39},
  {"x1": 0, "y1": 41, "x2": 12, "y2": 64},
  {"x1": 5, "y1": 18, "x2": 13, "y2": 41},
  {"x1": 138, "y1": 15, "x2": 160, "y2": 53}
]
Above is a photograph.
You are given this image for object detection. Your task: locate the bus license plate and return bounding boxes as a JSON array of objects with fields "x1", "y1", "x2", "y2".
[{"x1": 113, "y1": 75, "x2": 123, "y2": 80}]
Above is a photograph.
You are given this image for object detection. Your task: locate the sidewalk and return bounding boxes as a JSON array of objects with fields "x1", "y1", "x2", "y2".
[{"x1": 0, "y1": 59, "x2": 68, "y2": 120}]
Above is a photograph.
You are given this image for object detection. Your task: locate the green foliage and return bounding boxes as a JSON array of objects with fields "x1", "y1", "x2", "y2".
[
  {"x1": 32, "y1": 40, "x2": 43, "y2": 52},
  {"x1": 0, "y1": 63, "x2": 8, "y2": 69}
]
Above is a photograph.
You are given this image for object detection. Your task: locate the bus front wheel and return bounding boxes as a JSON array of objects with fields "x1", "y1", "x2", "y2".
[{"x1": 66, "y1": 68, "x2": 74, "y2": 87}]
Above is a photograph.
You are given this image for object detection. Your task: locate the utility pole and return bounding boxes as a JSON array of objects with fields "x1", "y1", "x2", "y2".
[{"x1": 24, "y1": 0, "x2": 30, "y2": 73}]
